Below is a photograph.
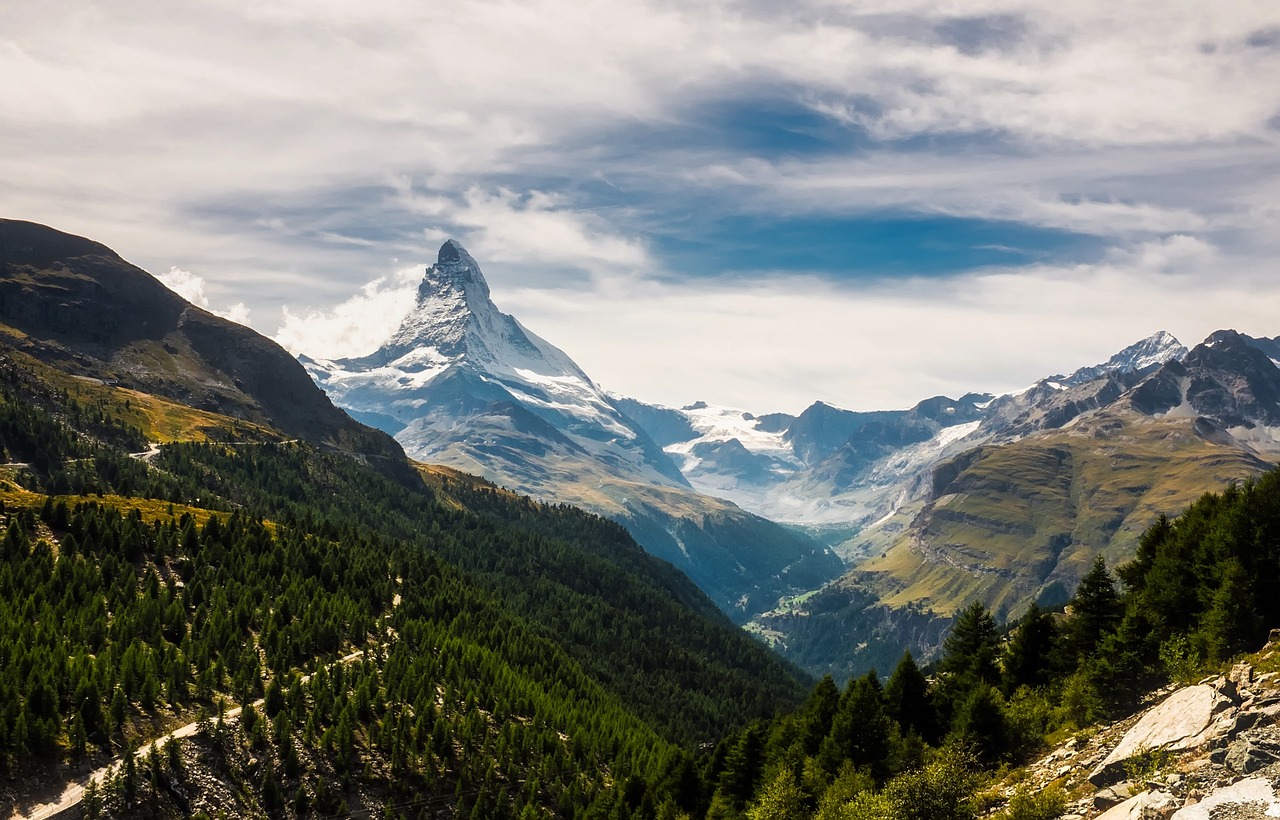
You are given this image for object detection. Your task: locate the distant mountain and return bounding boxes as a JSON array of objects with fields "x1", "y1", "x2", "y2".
[
  {"x1": 304, "y1": 241, "x2": 841, "y2": 618},
  {"x1": 617, "y1": 330, "x2": 1280, "y2": 678}
]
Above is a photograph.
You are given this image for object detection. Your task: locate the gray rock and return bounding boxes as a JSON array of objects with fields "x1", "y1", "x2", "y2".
[
  {"x1": 1230, "y1": 662, "x2": 1254, "y2": 688},
  {"x1": 1170, "y1": 776, "x2": 1280, "y2": 818},
  {"x1": 1225, "y1": 737, "x2": 1279, "y2": 774},
  {"x1": 1093, "y1": 783, "x2": 1136, "y2": 810},
  {"x1": 1095, "y1": 790, "x2": 1178, "y2": 819},
  {"x1": 1091, "y1": 685, "x2": 1237, "y2": 786}
]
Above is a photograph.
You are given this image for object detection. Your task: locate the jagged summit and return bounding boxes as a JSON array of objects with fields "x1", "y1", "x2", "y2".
[
  {"x1": 1105, "y1": 330, "x2": 1186, "y2": 372},
  {"x1": 417, "y1": 239, "x2": 490, "y2": 301},
  {"x1": 437, "y1": 238, "x2": 464, "y2": 263},
  {"x1": 1058, "y1": 330, "x2": 1187, "y2": 386},
  {"x1": 355, "y1": 239, "x2": 585, "y2": 382},
  {"x1": 305, "y1": 242, "x2": 677, "y2": 480}
]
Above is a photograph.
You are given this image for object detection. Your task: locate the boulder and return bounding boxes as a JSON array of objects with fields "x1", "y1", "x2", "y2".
[
  {"x1": 1229, "y1": 662, "x2": 1254, "y2": 688},
  {"x1": 1224, "y1": 736, "x2": 1279, "y2": 774},
  {"x1": 1092, "y1": 783, "x2": 1135, "y2": 810},
  {"x1": 1170, "y1": 776, "x2": 1280, "y2": 818},
  {"x1": 1090, "y1": 686, "x2": 1236, "y2": 785},
  {"x1": 1095, "y1": 790, "x2": 1178, "y2": 819}
]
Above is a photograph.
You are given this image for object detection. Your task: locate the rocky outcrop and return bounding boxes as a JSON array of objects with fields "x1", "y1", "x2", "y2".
[
  {"x1": 1094, "y1": 790, "x2": 1179, "y2": 820},
  {"x1": 992, "y1": 636, "x2": 1280, "y2": 820},
  {"x1": 1089, "y1": 683, "x2": 1239, "y2": 785}
]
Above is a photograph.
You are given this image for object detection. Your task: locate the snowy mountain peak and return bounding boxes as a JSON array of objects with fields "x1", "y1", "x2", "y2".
[
  {"x1": 1108, "y1": 330, "x2": 1186, "y2": 372},
  {"x1": 420, "y1": 239, "x2": 490, "y2": 303},
  {"x1": 1060, "y1": 331, "x2": 1187, "y2": 386},
  {"x1": 361, "y1": 238, "x2": 587, "y2": 381},
  {"x1": 303, "y1": 242, "x2": 690, "y2": 488}
]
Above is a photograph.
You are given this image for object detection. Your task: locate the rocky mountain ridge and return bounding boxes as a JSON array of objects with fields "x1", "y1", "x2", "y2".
[{"x1": 0, "y1": 218, "x2": 403, "y2": 466}]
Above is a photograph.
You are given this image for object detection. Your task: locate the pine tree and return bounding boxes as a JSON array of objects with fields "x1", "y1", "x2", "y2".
[
  {"x1": 746, "y1": 768, "x2": 807, "y2": 820},
  {"x1": 819, "y1": 672, "x2": 893, "y2": 782},
  {"x1": 948, "y1": 684, "x2": 1009, "y2": 763},
  {"x1": 1200, "y1": 557, "x2": 1260, "y2": 661},
  {"x1": 1066, "y1": 556, "x2": 1123, "y2": 662},
  {"x1": 939, "y1": 600, "x2": 1000, "y2": 687},
  {"x1": 885, "y1": 651, "x2": 935, "y2": 742},
  {"x1": 717, "y1": 723, "x2": 766, "y2": 809},
  {"x1": 800, "y1": 675, "x2": 841, "y2": 755},
  {"x1": 1001, "y1": 604, "x2": 1058, "y2": 693}
]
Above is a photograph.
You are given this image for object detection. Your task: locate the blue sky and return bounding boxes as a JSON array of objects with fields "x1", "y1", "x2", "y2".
[{"x1": 3, "y1": 1, "x2": 1280, "y2": 412}]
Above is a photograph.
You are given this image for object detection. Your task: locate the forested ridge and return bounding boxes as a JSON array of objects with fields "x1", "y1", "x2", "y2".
[
  {"x1": 0, "y1": 348, "x2": 807, "y2": 818},
  {"x1": 698, "y1": 471, "x2": 1280, "y2": 820},
  {"x1": 3, "y1": 325, "x2": 1280, "y2": 819}
]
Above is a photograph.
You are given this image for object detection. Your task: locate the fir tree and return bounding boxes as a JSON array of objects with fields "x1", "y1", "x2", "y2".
[
  {"x1": 885, "y1": 651, "x2": 936, "y2": 742},
  {"x1": 1066, "y1": 556, "x2": 1123, "y2": 662}
]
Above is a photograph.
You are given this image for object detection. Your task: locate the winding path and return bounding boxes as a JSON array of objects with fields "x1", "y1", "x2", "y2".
[{"x1": 11, "y1": 648, "x2": 367, "y2": 819}]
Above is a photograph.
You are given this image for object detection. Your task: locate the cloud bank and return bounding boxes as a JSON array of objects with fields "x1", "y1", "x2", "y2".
[{"x1": 3, "y1": 0, "x2": 1279, "y2": 411}]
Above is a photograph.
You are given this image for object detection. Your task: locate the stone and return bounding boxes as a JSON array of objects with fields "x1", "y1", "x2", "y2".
[
  {"x1": 1095, "y1": 790, "x2": 1178, "y2": 820},
  {"x1": 1093, "y1": 783, "x2": 1136, "y2": 810},
  {"x1": 1090, "y1": 685, "x2": 1237, "y2": 785},
  {"x1": 1230, "y1": 662, "x2": 1255, "y2": 688},
  {"x1": 1170, "y1": 776, "x2": 1280, "y2": 818},
  {"x1": 1225, "y1": 737, "x2": 1279, "y2": 774}
]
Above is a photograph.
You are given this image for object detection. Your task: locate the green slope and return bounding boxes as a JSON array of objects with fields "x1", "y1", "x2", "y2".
[
  {"x1": 859, "y1": 413, "x2": 1275, "y2": 619},
  {"x1": 0, "y1": 247, "x2": 808, "y2": 817}
]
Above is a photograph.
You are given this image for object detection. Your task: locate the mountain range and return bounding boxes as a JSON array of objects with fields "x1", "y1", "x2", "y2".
[
  {"x1": 0, "y1": 218, "x2": 812, "y2": 817},
  {"x1": 6, "y1": 217, "x2": 1280, "y2": 818},
  {"x1": 300, "y1": 240, "x2": 1280, "y2": 676}
]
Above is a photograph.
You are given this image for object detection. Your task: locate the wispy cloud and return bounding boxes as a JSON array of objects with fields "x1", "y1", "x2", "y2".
[
  {"x1": 156, "y1": 266, "x2": 252, "y2": 326},
  {"x1": 3, "y1": 0, "x2": 1279, "y2": 410}
]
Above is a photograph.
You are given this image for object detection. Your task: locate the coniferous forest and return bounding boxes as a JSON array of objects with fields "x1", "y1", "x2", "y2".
[{"x1": 4, "y1": 321, "x2": 1280, "y2": 819}]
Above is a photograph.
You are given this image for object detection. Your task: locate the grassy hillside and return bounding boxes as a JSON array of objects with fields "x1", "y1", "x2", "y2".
[
  {"x1": 744, "y1": 412, "x2": 1277, "y2": 682},
  {"x1": 856, "y1": 413, "x2": 1275, "y2": 619}
]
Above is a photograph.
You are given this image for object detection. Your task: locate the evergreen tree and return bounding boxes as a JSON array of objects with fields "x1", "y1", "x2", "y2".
[
  {"x1": 819, "y1": 672, "x2": 893, "y2": 782},
  {"x1": 1001, "y1": 604, "x2": 1058, "y2": 693},
  {"x1": 746, "y1": 768, "x2": 807, "y2": 820},
  {"x1": 800, "y1": 675, "x2": 842, "y2": 755},
  {"x1": 717, "y1": 723, "x2": 767, "y2": 809},
  {"x1": 948, "y1": 685, "x2": 1010, "y2": 763},
  {"x1": 1199, "y1": 557, "x2": 1260, "y2": 661},
  {"x1": 1066, "y1": 556, "x2": 1122, "y2": 662},
  {"x1": 884, "y1": 651, "x2": 935, "y2": 742},
  {"x1": 938, "y1": 601, "x2": 1000, "y2": 688}
]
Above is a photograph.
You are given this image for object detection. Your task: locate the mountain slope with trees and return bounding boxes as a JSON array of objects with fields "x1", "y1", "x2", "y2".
[{"x1": 0, "y1": 222, "x2": 812, "y2": 818}]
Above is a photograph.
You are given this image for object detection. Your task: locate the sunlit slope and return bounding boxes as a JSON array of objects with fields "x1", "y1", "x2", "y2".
[{"x1": 855, "y1": 413, "x2": 1275, "y2": 617}]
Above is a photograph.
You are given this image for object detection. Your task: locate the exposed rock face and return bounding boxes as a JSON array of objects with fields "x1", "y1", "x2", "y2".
[
  {"x1": 993, "y1": 636, "x2": 1280, "y2": 820},
  {"x1": 1094, "y1": 790, "x2": 1178, "y2": 820},
  {"x1": 1170, "y1": 776, "x2": 1280, "y2": 818},
  {"x1": 1090, "y1": 684, "x2": 1238, "y2": 785}
]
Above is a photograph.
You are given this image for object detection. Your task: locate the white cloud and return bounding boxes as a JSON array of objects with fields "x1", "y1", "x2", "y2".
[
  {"x1": 155, "y1": 266, "x2": 252, "y2": 325},
  {"x1": 395, "y1": 184, "x2": 651, "y2": 282},
  {"x1": 156, "y1": 266, "x2": 209, "y2": 307},
  {"x1": 3, "y1": 0, "x2": 1280, "y2": 414},
  {"x1": 500, "y1": 236, "x2": 1277, "y2": 413},
  {"x1": 273, "y1": 266, "x2": 423, "y2": 359}
]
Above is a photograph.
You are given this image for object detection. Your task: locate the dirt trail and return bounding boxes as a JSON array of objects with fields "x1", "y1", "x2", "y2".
[{"x1": 10, "y1": 649, "x2": 367, "y2": 818}]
